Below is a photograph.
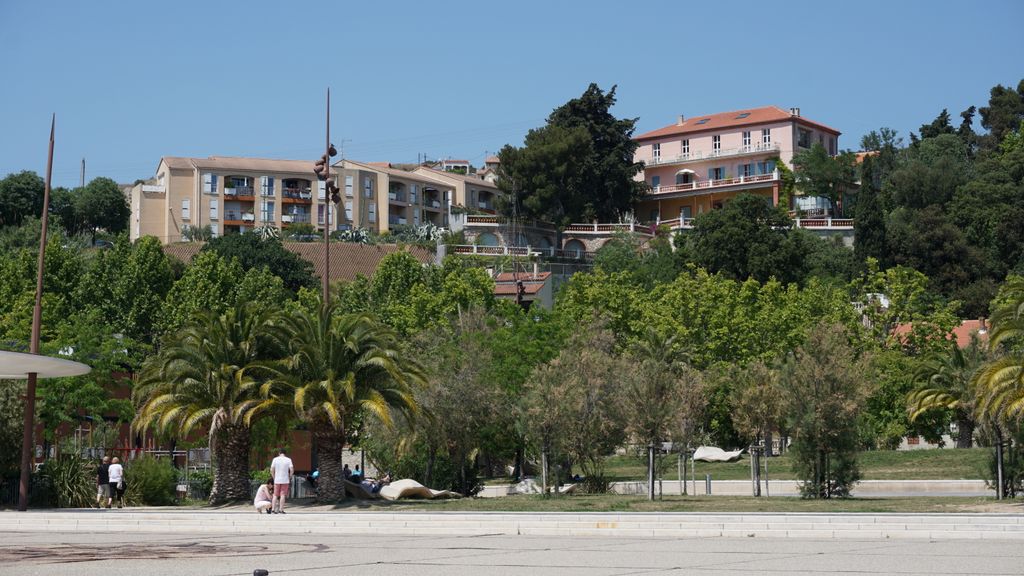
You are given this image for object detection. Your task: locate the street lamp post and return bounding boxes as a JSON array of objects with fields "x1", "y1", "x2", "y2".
[{"x1": 313, "y1": 89, "x2": 340, "y2": 306}]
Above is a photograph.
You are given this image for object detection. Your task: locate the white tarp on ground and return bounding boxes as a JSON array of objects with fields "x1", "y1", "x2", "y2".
[
  {"x1": 378, "y1": 479, "x2": 462, "y2": 501},
  {"x1": 693, "y1": 446, "x2": 745, "y2": 462}
]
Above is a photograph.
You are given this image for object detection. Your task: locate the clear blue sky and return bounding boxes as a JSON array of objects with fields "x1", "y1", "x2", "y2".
[{"x1": 1, "y1": 0, "x2": 1021, "y2": 188}]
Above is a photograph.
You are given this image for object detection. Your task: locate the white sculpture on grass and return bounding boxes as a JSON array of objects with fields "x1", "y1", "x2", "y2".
[{"x1": 693, "y1": 446, "x2": 745, "y2": 462}]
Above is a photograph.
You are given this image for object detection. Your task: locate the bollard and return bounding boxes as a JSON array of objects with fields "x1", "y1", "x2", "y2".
[{"x1": 705, "y1": 474, "x2": 711, "y2": 495}]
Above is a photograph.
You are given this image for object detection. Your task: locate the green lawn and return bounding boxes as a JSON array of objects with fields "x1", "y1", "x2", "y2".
[
  {"x1": 370, "y1": 494, "x2": 1018, "y2": 514},
  {"x1": 598, "y1": 448, "x2": 991, "y2": 482}
]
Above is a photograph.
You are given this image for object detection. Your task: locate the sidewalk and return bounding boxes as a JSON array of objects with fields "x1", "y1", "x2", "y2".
[{"x1": 3, "y1": 509, "x2": 1023, "y2": 540}]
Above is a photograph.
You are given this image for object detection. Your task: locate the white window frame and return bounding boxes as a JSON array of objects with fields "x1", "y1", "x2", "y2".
[
  {"x1": 742, "y1": 131, "x2": 751, "y2": 148},
  {"x1": 681, "y1": 139, "x2": 689, "y2": 156},
  {"x1": 712, "y1": 135, "x2": 721, "y2": 153},
  {"x1": 209, "y1": 198, "x2": 218, "y2": 220},
  {"x1": 762, "y1": 129, "x2": 771, "y2": 144},
  {"x1": 363, "y1": 176, "x2": 372, "y2": 198},
  {"x1": 260, "y1": 176, "x2": 274, "y2": 196},
  {"x1": 202, "y1": 173, "x2": 217, "y2": 194},
  {"x1": 652, "y1": 143, "x2": 661, "y2": 160},
  {"x1": 344, "y1": 200, "x2": 353, "y2": 221},
  {"x1": 261, "y1": 200, "x2": 275, "y2": 222},
  {"x1": 209, "y1": 223, "x2": 218, "y2": 238},
  {"x1": 368, "y1": 202, "x2": 377, "y2": 223},
  {"x1": 345, "y1": 175, "x2": 354, "y2": 197},
  {"x1": 181, "y1": 199, "x2": 190, "y2": 220},
  {"x1": 318, "y1": 181, "x2": 326, "y2": 200}
]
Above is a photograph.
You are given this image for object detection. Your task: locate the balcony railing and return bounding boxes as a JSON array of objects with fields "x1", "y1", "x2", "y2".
[
  {"x1": 644, "y1": 142, "x2": 780, "y2": 167},
  {"x1": 563, "y1": 222, "x2": 647, "y2": 234},
  {"x1": 451, "y1": 244, "x2": 591, "y2": 260},
  {"x1": 283, "y1": 213, "x2": 311, "y2": 224},
  {"x1": 225, "y1": 186, "x2": 255, "y2": 198},
  {"x1": 283, "y1": 188, "x2": 313, "y2": 200},
  {"x1": 388, "y1": 216, "x2": 408, "y2": 225},
  {"x1": 661, "y1": 217, "x2": 853, "y2": 231},
  {"x1": 388, "y1": 192, "x2": 407, "y2": 203},
  {"x1": 650, "y1": 171, "x2": 779, "y2": 196}
]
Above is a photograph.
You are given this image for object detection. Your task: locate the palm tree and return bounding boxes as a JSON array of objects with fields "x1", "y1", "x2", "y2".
[
  {"x1": 133, "y1": 304, "x2": 279, "y2": 503},
  {"x1": 974, "y1": 277, "x2": 1024, "y2": 428},
  {"x1": 908, "y1": 337, "x2": 987, "y2": 448},
  {"x1": 263, "y1": 302, "x2": 423, "y2": 501}
]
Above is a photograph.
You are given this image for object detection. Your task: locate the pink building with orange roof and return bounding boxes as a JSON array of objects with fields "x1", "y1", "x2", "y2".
[{"x1": 634, "y1": 106, "x2": 840, "y2": 224}]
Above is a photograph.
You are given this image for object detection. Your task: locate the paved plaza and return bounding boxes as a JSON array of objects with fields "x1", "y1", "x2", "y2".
[
  {"x1": 1, "y1": 510, "x2": 1023, "y2": 575},
  {"x1": 1, "y1": 529, "x2": 1022, "y2": 576}
]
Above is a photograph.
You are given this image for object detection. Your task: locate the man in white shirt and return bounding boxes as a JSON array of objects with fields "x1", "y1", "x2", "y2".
[{"x1": 270, "y1": 448, "x2": 294, "y2": 514}]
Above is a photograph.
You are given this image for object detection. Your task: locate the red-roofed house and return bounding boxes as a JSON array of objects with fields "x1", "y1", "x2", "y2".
[
  {"x1": 892, "y1": 318, "x2": 990, "y2": 350},
  {"x1": 634, "y1": 106, "x2": 841, "y2": 224}
]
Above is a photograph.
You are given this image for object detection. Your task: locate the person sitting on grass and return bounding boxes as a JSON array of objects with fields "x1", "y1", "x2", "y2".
[{"x1": 254, "y1": 478, "x2": 273, "y2": 514}]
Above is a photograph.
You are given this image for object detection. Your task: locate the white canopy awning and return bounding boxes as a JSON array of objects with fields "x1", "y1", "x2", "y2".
[
  {"x1": 676, "y1": 168, "x2": 696, "y2": 175},
  {"x1": 0, "y1": 350, "x2": 91, "y2": 379}
]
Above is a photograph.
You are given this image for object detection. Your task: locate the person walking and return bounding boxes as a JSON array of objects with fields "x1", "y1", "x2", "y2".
[
  {"x1": 254, "y1": 478, "x2": 273, "y2": 514},
  {"x1": 96, "y1": 456, "x2": 111, "y2": 508},
  {"x1": 108, "y1": 456, "x2": 125, "y2": 508},
  {"x1": 270, "y1": 448, "x2": 293, "y2": 514}
]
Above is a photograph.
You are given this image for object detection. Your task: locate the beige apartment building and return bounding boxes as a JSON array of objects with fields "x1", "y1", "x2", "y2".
[
  {"x1": 131, "y1": 155, "x2": 506, "y2": 244},
  {"x1": 412, "y1": 166, "x2": 501, "y2": 214},
  {"x1": 334, "y1": 160, "x2": 455, "y2": 233},
  {"x1": 129, "y1": 156, "x2": 346, "y2": 243}
]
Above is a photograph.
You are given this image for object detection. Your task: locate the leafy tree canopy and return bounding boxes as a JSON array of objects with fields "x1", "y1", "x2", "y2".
[
  {"x1": 202, "y1": 232, "x2": 315, "y2": 293},
  {"x1": 497, "y1": 84, "x2": 644, "y2": 226}
]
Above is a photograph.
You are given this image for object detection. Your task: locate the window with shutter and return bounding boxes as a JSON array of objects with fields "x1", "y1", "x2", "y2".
[{"x1": 182, "y1": 199, "x2": 190, "y2": 220}]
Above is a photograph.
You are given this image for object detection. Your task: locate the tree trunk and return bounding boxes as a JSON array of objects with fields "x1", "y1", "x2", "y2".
[
  {"x1": 955, "y1": 414, "x2": 975, "y2": 449},
  {"x1": 209, "y1": 425, "x2": 252, "y2": 504},
  {"x1": 313, "y1": 425, "x2": 346, "y2": 502}
]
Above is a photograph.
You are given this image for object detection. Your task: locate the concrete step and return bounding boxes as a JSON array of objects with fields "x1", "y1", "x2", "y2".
[{"x1": 2, "y1": 511, "x2": 1021, "y2": 540}]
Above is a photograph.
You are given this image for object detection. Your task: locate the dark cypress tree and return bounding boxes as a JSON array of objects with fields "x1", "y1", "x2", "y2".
[{"x1": 854, "y1": 155, "x2": 887, "y2": 266}]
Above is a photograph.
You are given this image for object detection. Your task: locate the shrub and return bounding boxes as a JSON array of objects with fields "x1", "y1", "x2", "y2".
[
  {"x1": 125, "y1": 456, "x2": 177, "y2": 506},
  {"x1": 35, "y1": 455, "x2": 95, "y2": 508},
  {"x1": 186, "y1": 469, "x2": 213, "y2": 501}
]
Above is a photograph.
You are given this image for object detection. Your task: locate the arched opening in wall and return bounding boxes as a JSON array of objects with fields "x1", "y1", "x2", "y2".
[
  {"x1": 538, "y1": 237, "x2": 554, "y2": 249},
  {"x1": 675, "y1": 169, "x2": 695, "y2": 185},
  {"x1": 477, "y1": 232, "x2": 499, "y2": 246},
  {"x1": 563, "y1": 239, "x2": 586, "y2": 255},
  {"x1": 512, "y1": 232, "x2": 529, "y2": 247}
]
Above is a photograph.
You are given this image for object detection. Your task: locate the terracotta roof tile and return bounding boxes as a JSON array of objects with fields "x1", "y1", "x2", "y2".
[
  {"x1": 493, "y1": 272, "x2": 551, "y2": 282},
  {"x1": 635, "y1": 106, "x2": 840, "y2": 141}
]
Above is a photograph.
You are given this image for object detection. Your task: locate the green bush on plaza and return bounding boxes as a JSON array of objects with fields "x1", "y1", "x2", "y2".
[{"x1": 125, "y1": 456, "x2": 177, "y2": 506}]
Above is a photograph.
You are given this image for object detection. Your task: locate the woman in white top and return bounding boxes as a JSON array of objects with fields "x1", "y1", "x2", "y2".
[
  {"x1": 107, "y1": 457, "x2": 125, "y2": 508},
  {"x1": 254, "y1": 478, "x2": 273, "y2": 514}
]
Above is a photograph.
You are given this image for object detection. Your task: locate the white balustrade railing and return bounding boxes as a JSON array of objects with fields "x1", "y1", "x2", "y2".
[{"x1": 643, "y1": 142, "x2": 780, "y2": 167}]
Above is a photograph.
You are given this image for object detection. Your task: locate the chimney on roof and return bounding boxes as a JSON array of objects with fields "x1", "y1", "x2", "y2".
[
  {"x1": 677, "y1": 115, "x2": 685, "y2": 126},
  {"x1": 789, "y1": 107, "x2": 801, "y2": 117}
]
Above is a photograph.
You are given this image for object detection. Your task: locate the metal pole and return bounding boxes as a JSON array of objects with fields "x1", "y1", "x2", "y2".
[
  {"x1": 322, "y1": 88, "x2": 331, "y2": 307},
  {"x1": 19, "y1": 114, "x2": 55, "y2": 511},
  {"x1": 690, "y1": 448, "x2": 696, "y2": 496},
  {"x1": 678, "y1": 451, "x2": 683, "y2": 496},
  {"x1": 647, "y1": 443, "x2": 655, "y2": 501},
  {"x1": 995, "y1": 431, "x2": 1004, "y2": 500},
  {"x1": 764, "y1": 447, "x2": 770, "y2": 497}
]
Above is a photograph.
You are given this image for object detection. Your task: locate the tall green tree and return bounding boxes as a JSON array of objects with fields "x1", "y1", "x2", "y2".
[
  {"x1": 263, "y1": 303, "x2": 423, "y2": 501},
  {"x1": 686, "y1": 193, "x2": 807, "y2": 284},
  {"x1": 854, "y1": 155, "x2": 887, "y2": 265},
  {"x1": 0, "y1": 171, "x2": 44, "y2": 228},
  {"x1": 203, "y1": 232, "x2": 315, "y2": 293},
  {"x1": 134, "y1": 304, "x2": 279, "y2": 503},
  {"x1": 979, "y1": 79, "x2": 1024, "y2": 149},
  {"x1": 497, "y1": 84, "x2": 644, "y2": 226},
  {"x1": 792, "y1": 144, "x2": 858, "y2": 217},
  {"x1": 74, "y1": 177, "x2": 130, "y2": 241},
  {"x1": 781, "y1": 323, "x2": 869, "y2": 499}
]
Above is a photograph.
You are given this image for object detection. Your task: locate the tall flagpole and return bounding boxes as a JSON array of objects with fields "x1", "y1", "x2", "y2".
[{"x1": 19, "y1": 114, "x2": 55, "y2": 511}]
